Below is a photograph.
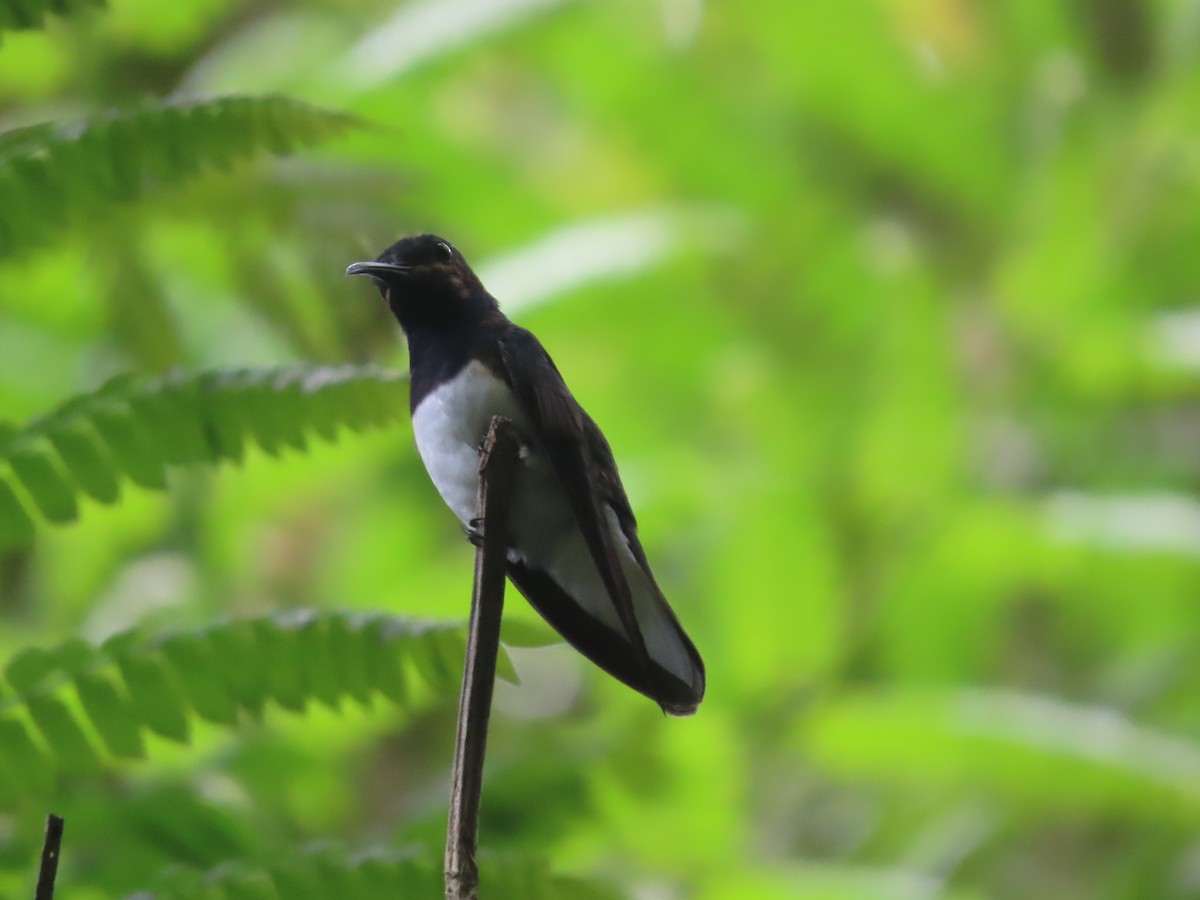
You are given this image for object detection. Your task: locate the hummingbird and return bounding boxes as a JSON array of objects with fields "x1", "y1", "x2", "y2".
[{"x1": 347, "y1": 235, "x2": 704, "y2": 714}]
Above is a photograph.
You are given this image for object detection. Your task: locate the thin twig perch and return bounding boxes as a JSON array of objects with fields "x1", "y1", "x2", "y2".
[
  {"x1": 35, "y1": 813, "x2": 63, "y2": 900},
  {"x1": 445, "y1": 416, "x2": 520, "y2": 900}
]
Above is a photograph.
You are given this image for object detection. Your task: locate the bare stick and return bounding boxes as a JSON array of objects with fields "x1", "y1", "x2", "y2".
[
  {"x1": 445, "y1": 416, "x2": 520, "y2": 900},
  {"x1": 35, "y1": 814, "x2": 64, "y2": 900}
]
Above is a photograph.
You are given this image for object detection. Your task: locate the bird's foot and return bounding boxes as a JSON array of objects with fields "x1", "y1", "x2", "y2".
[{"x1": 465, "y1": 517, "x2": 484, "y2": 547}]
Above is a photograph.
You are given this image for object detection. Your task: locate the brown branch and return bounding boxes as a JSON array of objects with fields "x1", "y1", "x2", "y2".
[
  {"x1": 445, "y1": 416, "x2": 520, "y2": 900},
  {"x1": 35, "y1": 813, "x2": 63, "y2": 900}
]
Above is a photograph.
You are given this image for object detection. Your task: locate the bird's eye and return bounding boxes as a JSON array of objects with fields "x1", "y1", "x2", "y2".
[{"x1": 436, "y1": 241, "x2": 453, "y2": 261}]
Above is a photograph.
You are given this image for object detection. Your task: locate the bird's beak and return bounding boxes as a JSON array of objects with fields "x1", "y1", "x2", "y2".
[{"x1": 345, "y1": 261, "x2": 411, "y2": 278}]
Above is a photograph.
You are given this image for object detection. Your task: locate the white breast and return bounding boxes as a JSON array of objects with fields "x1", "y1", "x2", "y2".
[{"x1": 411, "y1": 361, "x2": 529, "y2": 525}]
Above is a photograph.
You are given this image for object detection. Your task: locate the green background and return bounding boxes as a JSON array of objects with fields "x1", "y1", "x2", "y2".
[{"x1": 1, "y1": 0, "x2": 1199, "y2": 897}]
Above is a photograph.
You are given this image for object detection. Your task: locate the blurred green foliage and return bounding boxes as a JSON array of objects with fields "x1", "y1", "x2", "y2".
[{"x1": 1, "y1": 0, "x2": 1199, "y2": 897}]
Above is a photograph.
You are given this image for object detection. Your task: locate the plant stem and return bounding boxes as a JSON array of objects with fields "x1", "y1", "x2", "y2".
[
  {"x1": 445, "y1": 416, "x2": 519, "y2": 900},
  {"x1": 35, "y1": 813, "x2": 64, "y2": 900}
]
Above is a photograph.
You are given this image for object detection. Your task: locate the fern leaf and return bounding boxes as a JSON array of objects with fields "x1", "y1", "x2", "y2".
[
  {"x1": 0, "y1": 611, "x2": 470, "y2": 801},
  {"x1": 0, "y1": 364, "x2": 408, "y2": 546},
  {"x1": 128, "y1": 844, "x2": 620, "y2": 899},
  {"x1": 0, "y1": 95, "x2": 360, "y2": 258},
  {"x1": 0, "y1": 0, "x2": 105, "y2": 35}
]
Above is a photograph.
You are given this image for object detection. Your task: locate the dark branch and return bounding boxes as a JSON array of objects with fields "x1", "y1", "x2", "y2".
[
  {"x1": 445, "y1": 416, "x2": 520, "y2": 900},
  {"x1": 35, "y1": 813, "x2": 64, "y2": 900}
]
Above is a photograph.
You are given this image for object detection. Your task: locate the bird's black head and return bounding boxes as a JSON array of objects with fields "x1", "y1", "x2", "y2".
[{"x1": 346, "y1": 234, "x2": 497, "y2": 331}]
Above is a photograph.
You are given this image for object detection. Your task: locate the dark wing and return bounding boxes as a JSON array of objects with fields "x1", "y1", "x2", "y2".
[
  {"x1": 578, "y1": 413, "x2": 705, "y2": 713},
  {"x1": 496, "y1": 326, "x2": 658, "y2": 698},
  {"x1": 504, "y1": 555, "x2": 702, "y2": 713}
]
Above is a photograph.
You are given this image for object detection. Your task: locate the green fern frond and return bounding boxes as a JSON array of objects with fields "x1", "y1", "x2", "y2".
[
  {"x1": 0, "y1": 610, "x2": 470, "y2": 804},
  {"x1": 0, "y1": 364, "x2": 407, "y2": 546},
  {"x1": 0, "y1": 0, "x2": 105, "y2": 33},
  {"x1": 129, "y1": 844, "x2": 619, "y2": 900},
  {"x1": 0, "y1": 95, "x2": 360, "y2": 257}
]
